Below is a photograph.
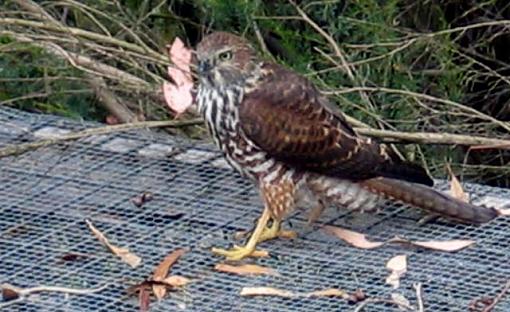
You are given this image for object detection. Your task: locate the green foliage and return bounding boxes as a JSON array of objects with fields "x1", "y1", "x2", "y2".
[{"x1": 0, "y1": 37, "x2": 104, "y2": 120}]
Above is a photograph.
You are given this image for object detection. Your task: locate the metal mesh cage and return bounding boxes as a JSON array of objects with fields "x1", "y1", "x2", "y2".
[{"x1": 0, "y1": 107, "x2": 509, "y2": 311}]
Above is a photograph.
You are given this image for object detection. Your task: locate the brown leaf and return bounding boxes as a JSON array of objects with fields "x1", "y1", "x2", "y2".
[
  {"x1": 152, "y1": 248, "x2": 187, "y2": 300},
  {"x1": 59, "y1": 253, "x2": 90, "y2": 263},
  {"x1": 240, "y1": 287, "x2": 294, "y2": 297},
  {"x1": 240, "y1": 287, "x2": 363, "y2": 301},
  {"x1": 85, "y1": 219, "x2": 141, "y2": 268},
  {"x1": 214, "y1": 263, "x2": 278, "y2": 276},
  {"x1": 162, "y1": 276, "x2": 191, "y2": 287},
  {"x1": 131, "y1": 192, "x2": 154, "y2": 208},
  {"x1": 138, "y1": 287, "x2": 150, "y2": 312},
  {"x1": 391, "y1": 293, "x2": 413, "y2": 310},
  {"x1": 1, "y1": 287, "x2": 19, "y2": 301},
  {"x1": 307, "y1": 288, "x2": 350, "y2": 299},
  {"x1": 325, "y1": 225, "x2": 475, "y2": 252},
  {"x1": 407, "y1": 239, "x2": 475, "y2": 252},
  {"x1": 323, "y1": 226, "x2": 384, "y2": 249},
  {"x1": 497, "y1": 208, "x2": 510, "y2": 216},
  {"x1": 446, "y1": 164, "x2": 469, "y2": 202},
  {"x1": 385, "y1": 255, "x2": 407, "y2": 289}
]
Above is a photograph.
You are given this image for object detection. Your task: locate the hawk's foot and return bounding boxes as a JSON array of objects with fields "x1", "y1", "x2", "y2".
[
  {"x1": 211, "y1": 245, "x2": 268, "y2": 261},
  {"x1": 259, "y1": 220, "x2": 297, "y2": 242}
]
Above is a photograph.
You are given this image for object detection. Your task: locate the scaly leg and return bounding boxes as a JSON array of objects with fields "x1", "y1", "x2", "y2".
[
  {"x1": 259, "y1": 219, "x2": 296, "y2": 242},
  {"x1": 211, "y1": 206, "x2": 271, "y2": 261}
]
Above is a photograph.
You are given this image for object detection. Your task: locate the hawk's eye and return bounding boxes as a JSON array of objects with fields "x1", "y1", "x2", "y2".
[{"x1": 218, "y1": 51, "x2": 232, "y2": 61}]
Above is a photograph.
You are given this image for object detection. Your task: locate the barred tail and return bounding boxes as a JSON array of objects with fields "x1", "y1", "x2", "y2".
[{"x1": 361, "y1": 178, "x2": 498, "y2": 224}]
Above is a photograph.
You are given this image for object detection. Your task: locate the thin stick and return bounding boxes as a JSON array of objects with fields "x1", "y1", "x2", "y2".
[
  {"x1": 353, "y1": 298, "x2": 411, "y2": 312},
  {"x1": 325, "y1": 87, "x2": 510, "y2": 133},
  {"x1": 0, "y1": 283, "x2": 109, "y2": 308},
  {"x1": 414, "y1": 283, "x2": 425, "y2": 312},
  {"x1": 0, "y1": 18, "x2": 166, "y2": 63},
  {"x1": 481, "y1": 280, "x2": 510, "y2": 312},
  {"x1": 354, "y1": 127, "x2": 510, "y2": 147},
  {"x1": 0, "y1": 119, "x2": 202, "y2": 158}
]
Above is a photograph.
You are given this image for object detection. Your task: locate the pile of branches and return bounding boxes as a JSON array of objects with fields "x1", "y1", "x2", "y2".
[
  {"x1": 1, "y1": 0, "x2": 171, "y2": 123},
  {"x1": 1, "y1": 0, "x2": 510, "y2": 185}
]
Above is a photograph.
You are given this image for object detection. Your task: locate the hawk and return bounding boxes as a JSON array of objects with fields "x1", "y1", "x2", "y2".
[{"x1": 195, "y1": 32, "x2": 498, "y2": 260}]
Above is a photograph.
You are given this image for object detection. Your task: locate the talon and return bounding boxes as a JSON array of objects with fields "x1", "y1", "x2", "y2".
[
  {"x1": 211, "y1": 245, "x2": 267, "y2": 261},
  {"x1": 259, "y1": 219, "x2": 297, "y2": 242}
]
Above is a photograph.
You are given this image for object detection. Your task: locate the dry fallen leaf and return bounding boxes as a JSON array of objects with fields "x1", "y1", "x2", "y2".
[
  {"x1": 162, "y1": 276, "x2": 191, "y2": 287},
  {"x1": 139, "y1": 287, "x2": 151, "y2": 312},
  {"x1": 152, "y1": 248, "x2": 187, "y2": 300},
  {"x1": 240, "y1": 286, "x2": 363, "y2": 301},
  {"x1": 405, "y1": 239, "x2": 475, "y2": 252},
  {"x1": 391, "y1": 293, "x2": 413, "y2": 311},
  {"x1": 446, "y1": 164, "x2": 469, "y2": 202},
  {"x1": 214, "y1": 263, "x2": 278, "y2": 276},
  {"x1": 325, "y1": 225, "x2": 475, "y2": 252},
  {"x1": 386, "y1": 255, "x2": 407, "y2": 289},
  {"x1": 307, "y1": 288, "x2": 350, "y2": 299},
  {"x1": 85, "y1": 219, "x2": 141, "y2": 268},
  {"x1": 163, "y1": 37, "x2": 194, "y2": 115},
  {"x1": 498, "y1": 209, "x2": 510, "y2": 216},
  {"x1": 131, "y1": 191, "x2": 154, "y2": 208},
  {"x1": 323, "y1": 225, "x2": 384, "y2": 249},
  {"x1": 240, "y1": 287, "x2": 294, "y2": 297},
  {"x1": 1, "y1": 286, "x2": 19, "y2": 301}
]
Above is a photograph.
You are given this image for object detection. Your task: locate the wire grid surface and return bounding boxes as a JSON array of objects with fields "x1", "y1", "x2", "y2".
[{"x1": 0, "y1": 107, "x2": 509, "y2": 312}]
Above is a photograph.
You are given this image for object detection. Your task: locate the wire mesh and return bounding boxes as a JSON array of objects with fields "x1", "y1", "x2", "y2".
[{"x1": 0, "y1": 107, "x2": 509, "y2": 312}]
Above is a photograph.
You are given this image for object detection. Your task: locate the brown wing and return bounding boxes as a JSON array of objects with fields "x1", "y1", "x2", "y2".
[{"x1": 239, "y1": 62, "x2": 432, "y2": 185}]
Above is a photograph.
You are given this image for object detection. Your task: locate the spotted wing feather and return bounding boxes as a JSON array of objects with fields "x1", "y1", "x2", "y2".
[{"x1": 239, "y1": 63, "x2": 432, "y2": 185}]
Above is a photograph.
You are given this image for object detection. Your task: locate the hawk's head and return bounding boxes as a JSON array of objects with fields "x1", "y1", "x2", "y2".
[{"x1": 196, "y1": 32, "x2": 258, "y2": 88}]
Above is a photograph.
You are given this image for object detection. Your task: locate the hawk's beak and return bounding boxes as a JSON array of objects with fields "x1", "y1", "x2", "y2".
[{"x1": 198, "y1": 60, "x2": 211, "y2": 75}]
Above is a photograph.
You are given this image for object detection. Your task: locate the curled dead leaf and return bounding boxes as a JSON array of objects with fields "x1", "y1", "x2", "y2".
[
  {"x1": 402, "y1": 239, "x2": 474, "y2": 252},
  {"x1": 162, "y1": 276, "x2": 191, "y2": 287},
  {"x1": 85, "y1": 219, "x2": 141, "y2": 268},
  {"x1": 325, "y1": 225, "x2": 475, "y2": 252},
  {"x1": 446, "y1": 164, "x2": 469, "y2": 202},
  {"x1": 1, "y1": 286, "x2": 19, "y2": 301},
  {"x1": 323, "y1": 225, "x2": 384, "y2": 249},
  {"x1": 497, "y1": 208, "x2": 510, "y2": 216},
  {"x1": 152, "y1": 248, "x2": 187, "y2": 300},
  {"x1": 139, "y1": 287, "x2": 150, "y2": 312},
  {"x1": 214, "y1": 263, "x2": 278, "y2": 276},
  {"x1": 240, "y1": 286, "x2": 364, "y2": 301},
  {"x1": 240, "y1": 287, "x2": 294, "y2": 297},
  {"x1": 386, "y1": 255, "x2": 407, "y2": 289},
  {"x1": 391, "y1": 293, "x2": 413, "y2": 310},
  {"x1": 307, "y1": 288, "x2": 350, "y2": 299}
]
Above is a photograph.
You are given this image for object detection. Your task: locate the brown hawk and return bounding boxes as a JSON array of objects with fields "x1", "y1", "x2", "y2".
[{"x1": 195, "y1": 32, "x2": 498, "y2": 260}]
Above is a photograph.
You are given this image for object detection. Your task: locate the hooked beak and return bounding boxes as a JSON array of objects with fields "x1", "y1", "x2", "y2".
[{"x1": 198, "y1": 60, "x2": 211, "y2": 75}]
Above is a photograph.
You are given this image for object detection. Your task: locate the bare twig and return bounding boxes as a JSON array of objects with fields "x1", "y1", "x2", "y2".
[
  {"x1": 325, "y1": 87, "x2": 510, "y2": 133},
  {"x1": 0, "y1": 18, "x2": 167, "y2": 63},
  {"x1": 480, "y1": 280, "x2": 510, "y2": 312},
  {"x1": 86, "y1": 74, "x2": 137, "y2": 123},
  {"x1": 353, "y1": 297, "x2": 412, "y2": 312},
  {"x1": 0, "y1": 283, "x2": 109, "y2": 308},
  {"x1": 0, "y1": 119, "x2": 202, "y2": 158},
  {"x1": 414, "y1": 283, "x2": 425, "y2": 312},
  {"x1": 354, "y1": 127, "x2": 510, "y2": 147},
  {"x1": 1, "y1": 31, "x2": 152, "y2": 88}
]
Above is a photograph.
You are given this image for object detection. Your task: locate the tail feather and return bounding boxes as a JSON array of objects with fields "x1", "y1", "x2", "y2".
[
  {"x1": 377, "y1": 161, "x2": 434, "y2": 186},
  {"x1": 361, "y1": 177, "x2": 498, "y2": 224}
]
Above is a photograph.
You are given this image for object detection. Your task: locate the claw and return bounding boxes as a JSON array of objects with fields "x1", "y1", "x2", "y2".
[{"x1": 211, "y1": 245, "x2": 268, "y2": 260}]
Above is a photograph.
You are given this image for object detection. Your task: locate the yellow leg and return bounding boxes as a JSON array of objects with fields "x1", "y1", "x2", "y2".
[
  {"x1": 259, "y1": 219, "x2": 296, "y2": 242},
  {"x1": 211, "y1": 206, "x2": 271, "y2": 261}
]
